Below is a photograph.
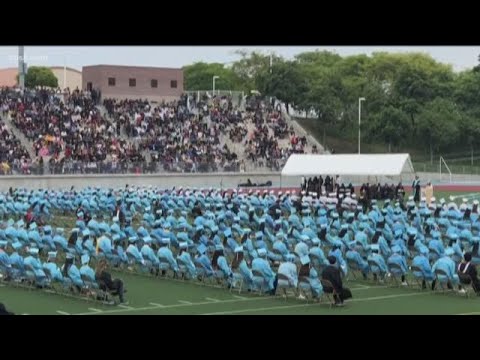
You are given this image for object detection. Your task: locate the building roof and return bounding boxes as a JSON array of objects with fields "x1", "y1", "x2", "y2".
[
  {"x1": 82, "y1": 64, "x2": 182, "y2": 71},
  {"x1": 281, "y1": 154, "x2": 415, "y2": 177},
  {"x1": 49, "y1": 66, "x2": 82, "y2": 74}
]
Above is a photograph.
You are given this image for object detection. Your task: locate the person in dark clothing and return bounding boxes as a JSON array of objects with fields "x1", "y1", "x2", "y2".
[
  {"x1": 0, "y1": 303, "x2": 14, "y2": 315},
  {"x1": 458, "y1": 252, "x2": 480, "y2": 294},
  {"x1": 321, "y1": 256, "x2": 352, "y2": 306},
  {"x1": 412, "y1": 176, "x2": 421, "y2": 203},
  {"x1": 95, "y1": 259, "x2": 128, "y2": 304}
]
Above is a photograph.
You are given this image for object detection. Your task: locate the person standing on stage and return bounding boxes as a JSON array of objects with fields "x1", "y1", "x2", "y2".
[{"x1": 412, "y1": 176, "x2": 421, "y2": 203}]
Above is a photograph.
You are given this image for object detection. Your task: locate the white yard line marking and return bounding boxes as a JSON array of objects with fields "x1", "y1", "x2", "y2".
[
  {"x1": 201, "y1": 292, "x2": 426, "y2": 315},
  {"x1": 87, "y1": 308, "x2": 103, "y2": 313},
  {"x1": 232, "y1": 295, "x2": 247, "y2": 300},
  {"x1": 457, "y1": 312, "x2": 480, "y2": 315},
  {"x1": 76, "y1": 296, "x2": 272, "y2": 315},
  {"x1": 353, "y1": 284, "x2": 370, "y2": 289},
  {"x1": 205, "y1": 297, "x2": 221, "y2": 302},
  {"x1": 118, "y1": 304, "x2": 134, "y2": 309},
  {"x1": 56, "y1": 310, "x2": 71, "y2": 315},
  {"x1": 22, "y1": 313, "x2": 30, "y2": 315},
  {"x1": 149, "y1": 302, "x2": 165, "y2": 307},
  {"x1": 178, "y1": 300, "x2": 193, "y2": 304}
]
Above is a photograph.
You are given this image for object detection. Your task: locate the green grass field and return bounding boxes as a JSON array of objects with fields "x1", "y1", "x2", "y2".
[{"x1": 1, "y1": 271, "x2": 479, "y2": 315}]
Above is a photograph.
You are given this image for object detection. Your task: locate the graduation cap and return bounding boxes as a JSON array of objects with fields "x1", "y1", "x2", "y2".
[
  {"x1": 215, "y1": 244, "x2": 224, "y2": 251},
  {"x1": 370, "y1": 244, "x2": 380, "y2": 251},
  {"x1": 298, "y1": 254, "x2": 309, "y2": 265},
  {"x1": 391, "y1": 245, "x2": 401, "y2": 253},
  {"x1": 129, "y1": 236, "x2": 138, "y2": 243},
  {"x1": 112, "y1": 234, "x2": 121, "y2": 242},
  {"x1": 257, "y1": 248, "x2": 267, "y2": 257},
  {"x1": 448, "y1": 233, "x2": 458, "y2": 240},
  {"x1": 17, "y1": 219, "x2": 25, "y2": 227},
  {"x1": 29, "y1": 222, "x2": 37, "y2": 230},
  {"x1": 197, "y1": 243, "x2": 207, "y2": 254},
  {"x1": 12, "y1": 242, "x2": 22, "y2": 251},
  {"x1": 419, "y1": 246, "x2": 429, "y2": 255},
  {"x1": 81, "y1": 254, "x2": 90, "y2": 265},
  {"x1": 47, "y1": 251, "x2": 57, "y2": 260},
  {"x1": 445, "y1": 247, "x2": 455, "y2": 256},
  {"x1": 143, "y1": 236, "x2": 152, "y2": 244},
  {"x1": 160, "y1": 238, "x2": 171, "y2": 245},
  {"x1": 255, "y1": 231, "x2": 263, "y2": 239},
  {"x1": 7, "y1": 219, "x2": 15, "y2": 227},
  {"x1": 0, "y1": 240, "x2": 7, "y2": 248},
  {"x1": 285, "y1": 254, "x2": 295, "y2": 262},
  {"x1": 234, "y1": 246, "x2": 244, "y2": 253},
  {"x1": 28, "y1": 247, "x2": 39, "y2": 256},
  {"x1": 196, "y1": 225, "x2": 204, "y2": 232},
  {"x1": 179, "y1": 242, "x2": 188, "y2": 250},
  {"x1": 333, "y1": 240, "x2": 343, "y2": 248},
  {"x1": 224, "y1": 228, "x2": 232, "y2": 237}
]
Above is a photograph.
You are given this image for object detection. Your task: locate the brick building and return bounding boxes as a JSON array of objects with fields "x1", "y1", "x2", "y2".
[{"x1": 82, "y1": 64, "x2": 184, "y2": 102}]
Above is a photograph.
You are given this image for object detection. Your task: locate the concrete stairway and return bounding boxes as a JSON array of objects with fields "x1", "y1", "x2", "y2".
[{"x1": 2, "y1": 113, "x2": 36, "y2": 159}]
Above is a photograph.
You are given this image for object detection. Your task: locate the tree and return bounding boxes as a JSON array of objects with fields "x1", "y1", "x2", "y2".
[
  {"x1": 369, "y1": 106, "x2": 411, "y2": 152},
  {"x1": 256, "y1": 60, "x2": 308, "y2": 108},
  {"x1": 182, "y1": 62, "x2": 243, "y2": 91},
  {"x1": 416, "y1": 98, "x2": 461, "y2": 164},
  {"x1": 231, "y1": 50, "x2": 280, "y2": 92},
  {"x1": 19, "y1": 66, "x2": 58, "y2": 88}
]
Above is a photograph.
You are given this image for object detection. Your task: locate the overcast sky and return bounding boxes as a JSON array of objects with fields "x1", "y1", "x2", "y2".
[{"x1": 1, "y1": 46, "x2": 479, "y2": 72}]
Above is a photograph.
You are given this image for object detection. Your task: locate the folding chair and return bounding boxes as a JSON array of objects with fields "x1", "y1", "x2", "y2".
[
  {"x1": 320, "y1": 278, "x2": 338, "y2": 307},
  {"x1": 24, "y1": 263, "x2": 37, "y2": 289},
  {"x1": 276, "y1": 273, "x2": 295, "y2": 301},
  {"x1": 176, "y1": 257, "x2": 188, "y2": 280},
  {"x1": 410, "y1": 265, "x2": 429, "y2": 290},
  {"x1": 270, "y1": 248, "x2": 284, "y2": 270},
  {"x1": 252, "y1": 269, "x2": 267, "y2": 295},
  {"x1": 230, "y1": 271, "x2": 244, "y2": 294},
  {"x1": 434, "y1": 268, "x2": 453, "y2": 294},
  {"x1": 387, "y1": 263, "x2": 405, "y2": 287},
  {"x1": 367, "y1": 260, "x2": 383, "y2": 284},
  {"x1": 458, "y1": 273, "x2": 476, "y2": 298},
  {"x1": 194, "y1": 263, "x2": 206, "y2": 283},
  {"x1": 346, "y1": 258, "x2": 360, "y2": 281},
  {"x1": 298, "y1": 276, "x2": 313, "y2": 301}
]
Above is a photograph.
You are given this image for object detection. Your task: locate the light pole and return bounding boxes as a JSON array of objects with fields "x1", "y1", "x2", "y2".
[
  {"x1": 358, "y1": 97, "x2": 366, "y2": 154},
  {"x1": 212, "y1": 75, "x2": 219, "y2": 96},
  {"x1": 63, "y1": 55, "x2": 67, "y2": 90}
]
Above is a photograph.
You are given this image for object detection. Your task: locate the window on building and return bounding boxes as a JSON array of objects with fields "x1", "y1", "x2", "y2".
[
  {"x1": 151, "y1": 79, "x2": 158, "y2": 88},
  {"x1": 170, "y1": 80, "x2": 177, "y2": 88},
  {"x1": 129, "y1": 78, "x2": 136, "y2": 87},
  {"x1": 108, "y1": 77, "x2": 116, "y2": 86}
]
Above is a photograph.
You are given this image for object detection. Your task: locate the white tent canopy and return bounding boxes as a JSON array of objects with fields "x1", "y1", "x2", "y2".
[{"x1": 281, "y1": 154, "x2": 415, "y2": 177}]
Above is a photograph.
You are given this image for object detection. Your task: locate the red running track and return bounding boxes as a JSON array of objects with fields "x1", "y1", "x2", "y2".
[{"x1": 232, "y1": 185, "x2": 480, "y2": 194}]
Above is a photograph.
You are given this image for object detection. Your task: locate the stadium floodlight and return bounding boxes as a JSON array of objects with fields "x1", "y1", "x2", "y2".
[
  {"x1": 358, "y1": 97, "x2": 366, "y2": 154},
  {"x1": 212, "y1": 76, "x2": 220, "y2": 96}
]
